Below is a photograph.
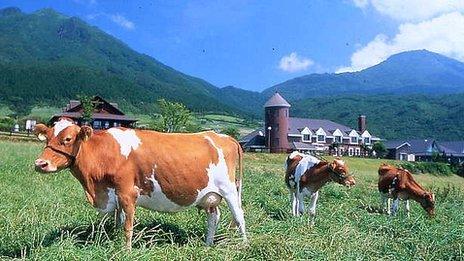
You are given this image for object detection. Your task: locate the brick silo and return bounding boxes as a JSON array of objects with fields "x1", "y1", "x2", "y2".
[{"x1": 264, "y1": 92, "x2": 291, "y2": 153}]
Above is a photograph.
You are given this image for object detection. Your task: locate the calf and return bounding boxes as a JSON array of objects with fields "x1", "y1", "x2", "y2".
[
  {"x1": 378, "y1": 164, "x2": 435, "y2": 217},
  {"x1": 285, "y1": 152, "x2": 355, "y2": 222},
  {"x1": 33, "y1": 118, "x2": 246, "y2": 249}
]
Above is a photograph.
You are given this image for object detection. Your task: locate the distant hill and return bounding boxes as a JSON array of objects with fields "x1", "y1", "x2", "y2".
[
  {"x1": 263, "y1": 50, "x2": 464, "y2": 100},
  {"x1": 0, "y1": 7, "x2": 251, "y2": 116},
  {"x1": 290, "y1": 93, "x2": 464, "y2": 140}
]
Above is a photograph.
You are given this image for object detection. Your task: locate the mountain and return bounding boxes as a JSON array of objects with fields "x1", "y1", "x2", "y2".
[
  {"x1": 263, "y1": 50, "x2": 464, "y2": 100},
  {"x1": 0, "y1": 7, "x2": 251, "y2": 116}
]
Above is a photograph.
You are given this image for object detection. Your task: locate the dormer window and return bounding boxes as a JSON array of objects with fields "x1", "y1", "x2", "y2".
[
  {"x1": 300, "y1": 127, "x2": 312, "y2": 142},
  {"x1": 364, "y1": 137, "x2": 370, "y2": 144},
  {"x1": 351, "y1": 136, "x2": 358, "y2": 143},
  {"x1": 315, "y1": 127, "x2": 327, "y2": 143},
  {"x1": 335, "y1": 136, "x2": 342, "y2": 143},
  {"x1": 303, "y1": 134, "x2": 311, "y2": 142}
]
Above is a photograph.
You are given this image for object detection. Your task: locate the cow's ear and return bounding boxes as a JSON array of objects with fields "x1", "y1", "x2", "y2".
[
  {"x1": 79, "y1": 125, "x2": 93, "y2": 141},
  {"x1": 331, "y1": 161, "x2": 337, "y2": 170},
  {"x1": 34, "y1": 124, "x2": 49, "y2": 141}
]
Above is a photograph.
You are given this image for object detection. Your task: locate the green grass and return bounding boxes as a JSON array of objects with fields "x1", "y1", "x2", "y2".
[
  {"x1": 27, "y1": 106, "x2": 60, "y2": 120},
  {"x1": 0, "y1": 141, "x2": 463, "y2": 260}
]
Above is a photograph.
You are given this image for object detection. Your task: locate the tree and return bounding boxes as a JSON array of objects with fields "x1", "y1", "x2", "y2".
[
  {"x1": 221, "y1": 126, "x2": 240, "y2": 140},
  {"x1": 78, "y1": 95, "x2": 95, "y2": 125},
  {"x1": 372, "y1": 141, "x2": 387, "y2": 158},
  {"x1": 153, "y1": 99, "x2": 192, "y2": 133}
]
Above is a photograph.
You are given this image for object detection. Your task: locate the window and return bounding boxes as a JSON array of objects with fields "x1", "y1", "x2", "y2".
[
  {"x1": 349, "y1": 148, "x2": 353, "y2": 156},
  {"x1": 93, "y1": 120, "x2": 101, "y2": 129},
  {"x1": 317, "y1": 135, "x2": 325, "y2": 142},
  {"x1": 303, "y1": 134, "x2": 311, "y2": 142},
  {"x1": 351, "y1": 137, "x2": 358, "y2": 143},
  {"x1": 364, "y1": 137, "x2": 370, "y2": 144},
  {"x1": 335, "y1": 136, "x2": 342, "y2": 143}
]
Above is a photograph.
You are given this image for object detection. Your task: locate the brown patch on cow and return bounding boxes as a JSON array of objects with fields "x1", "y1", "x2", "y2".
[{"x1": 131, "y1": 131, "x2": 218, "y2": 206}]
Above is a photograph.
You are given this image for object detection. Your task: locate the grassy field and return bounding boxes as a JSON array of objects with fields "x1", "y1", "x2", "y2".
[{"x1": 0, "y1": 141, "x2": 463, "y2": 260}]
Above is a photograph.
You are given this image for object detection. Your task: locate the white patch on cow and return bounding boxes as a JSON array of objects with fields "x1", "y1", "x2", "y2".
[
  {"x1": 107, "y1": 128, "x2": 141, "y2": 159},
  {"x1": 136, "y1": 169, "x2": 187, "y2": 212},
  {"x1": 195, "y1": 136, "x2": 229, "y2": 202},
  {"x1": 53, "y1": 119, "x2": 74, "y2": 137},
  {"x1": 97, "y1": 188, "x2": 118, "y2": 214},
  {"x1": 289, "y1": 151, "x2": 305, "y2": 159}
]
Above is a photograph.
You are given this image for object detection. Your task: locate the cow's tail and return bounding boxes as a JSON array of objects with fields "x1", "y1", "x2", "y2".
[{"x1": 236, "y1": 142, "x2": 244, "y2": 208}]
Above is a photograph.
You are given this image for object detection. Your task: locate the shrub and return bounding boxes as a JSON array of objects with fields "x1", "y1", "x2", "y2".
[
  {"x1": 397, "y1": 161, "x2": 455, "y2": 176},
  {"x1": 0, "y1": 117, "x2": 15, "y2": 132}
]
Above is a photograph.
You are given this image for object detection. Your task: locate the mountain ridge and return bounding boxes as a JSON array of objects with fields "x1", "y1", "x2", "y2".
[{"x1": 261, "y1": 49, "x2": 464, "y2": 100}]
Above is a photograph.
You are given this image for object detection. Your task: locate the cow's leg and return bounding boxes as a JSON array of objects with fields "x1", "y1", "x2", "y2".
[
  {"x1": 114, "y1": 207, "x2": 125, "y2": 228},
  {"x1": 297, "y1": 191, "x2": 305, "y2": 216},
  {"x1": 205, "y1": 207, "x2": 220, "y2": 246},
  {"x1": 117, "y1": 189, "x2": 137, "y2": 250},
  {"x1": 381, "y1": 193, "x2": 390, "y2": 215},
  {"x1": 391, "y1": 198, "x2": 399, "y2": 216},
  {"x1": 291, "y1": 191, "x2": 298, "y2": 216},
  {"x1": 222, "y1": 189, "x2": 247, "y2": 242},
  {"x1": 308, "y1": 191, "x2": 319, "y2": 225},
  {"x1": 404, "y1": 200, "x2": 410, "y2": 218}
]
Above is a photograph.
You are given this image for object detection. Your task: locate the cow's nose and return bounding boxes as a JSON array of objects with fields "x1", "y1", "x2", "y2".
[{"x1": 35, "y1": 159, "x2": 49, "y2": 168}]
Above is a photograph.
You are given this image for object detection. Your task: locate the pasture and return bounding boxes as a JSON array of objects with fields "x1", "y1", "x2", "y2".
[{"x1": 0, "y1": 140, "x2": 463, "y2": 260}]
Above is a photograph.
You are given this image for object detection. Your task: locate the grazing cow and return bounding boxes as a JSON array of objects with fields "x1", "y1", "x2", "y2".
[
  {"x1": 33, "y1": 118, "x2": 246, "y2": 249},
  {"x1": 378, "y1": 164, "x2": 435, "y2": 217},
  {"x1": 285, "y1": 151, "x2": 355, "y2": 222}
]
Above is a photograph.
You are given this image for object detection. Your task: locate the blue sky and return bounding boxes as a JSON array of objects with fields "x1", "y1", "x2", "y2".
[{"x1": 2, "y1": 1, "x2": 464, "y2": 91}]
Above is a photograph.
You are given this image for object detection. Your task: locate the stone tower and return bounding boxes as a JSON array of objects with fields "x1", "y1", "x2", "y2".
[{"x1": 264, "y1": 93, "x2": 290, "y2": 153}]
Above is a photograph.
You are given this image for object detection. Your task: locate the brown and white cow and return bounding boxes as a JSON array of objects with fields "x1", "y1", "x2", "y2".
[
  {"x1": 285, "y1": 151, "x2": 355, "y2": 222},
  {"x1": 378, "y1": 164, "x2": 435, "y2": 218},
  {"x1": 33, "y1": 118, "x2": 246, "y2": 249}
]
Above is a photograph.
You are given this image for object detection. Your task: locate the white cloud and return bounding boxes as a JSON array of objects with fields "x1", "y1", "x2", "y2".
[
  {"x1": 110, "y1": 14, "x2": 135, "y2": 30},
  {"x1": 352, "y1": 0, "x2": 464, "y2": 21},
  {"x1": 279, "y1": 52, "x2": 314, "y2": 73},
  {"x1": 85, "y1": 13, "x2": 135, "y2": 30},
  {"x1": 337, "y1": 12, "x2": 464, "y2": 73}
]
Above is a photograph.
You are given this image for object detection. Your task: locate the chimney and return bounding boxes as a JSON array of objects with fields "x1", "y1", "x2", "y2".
[{"x1": 358, "y1": 115, "x2": 366, "y2": 133}]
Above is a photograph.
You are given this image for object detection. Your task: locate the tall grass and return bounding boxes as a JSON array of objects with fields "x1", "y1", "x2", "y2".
[{"x1": 0, "y1": 141, "x2": 463, "y2": 260}]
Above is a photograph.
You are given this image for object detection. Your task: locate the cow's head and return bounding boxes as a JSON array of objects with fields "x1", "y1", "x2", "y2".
[
  {"x1": 34, "y1": 118, "x2": 92, "y2": 173},
  {"x1": 421, "y1": 192, "x2": 436, "y2": 218},
  {"x1": 328, "y1": 158, "x2": 356, "y2": 187}
]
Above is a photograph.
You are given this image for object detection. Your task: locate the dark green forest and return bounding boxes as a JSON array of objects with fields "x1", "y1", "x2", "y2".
[{"x1": 291, "y1": 94, "x2": 464, "y2": 140}]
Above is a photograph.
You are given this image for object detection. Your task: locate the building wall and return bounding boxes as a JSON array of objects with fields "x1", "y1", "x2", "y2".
[{"x1": 265, "y1": 107, "x2": 290, "y2": 153}]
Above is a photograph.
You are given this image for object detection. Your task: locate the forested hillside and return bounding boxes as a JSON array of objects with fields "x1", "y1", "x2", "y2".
[
  {"x1": 291, "y1": 94, "x2": 464, "y2": 140},
  {"x1": 0, "y1": 7, "x2": 249, "y2": 116}
]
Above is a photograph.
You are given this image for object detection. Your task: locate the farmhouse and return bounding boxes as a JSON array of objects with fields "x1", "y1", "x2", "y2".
[
  {"x1": 49, "y1": 96, "x2": 137, "y2": 129},
  {"x1": 386, "y1": 139, "x2": 464, "y2": 163},
  {"x1": 240, "y1": 93, "x2": 381, "y2": 155}
]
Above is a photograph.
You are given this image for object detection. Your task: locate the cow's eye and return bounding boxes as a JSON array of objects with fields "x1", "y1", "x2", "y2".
[{"x1": 64, "y1": 137, "x2": 72, "y2": 143}]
